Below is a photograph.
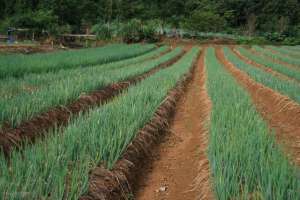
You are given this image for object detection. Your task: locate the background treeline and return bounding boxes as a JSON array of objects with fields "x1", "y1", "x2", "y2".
[{"x1": 1, "y1": 0, "x2": 300, "y2": 43}]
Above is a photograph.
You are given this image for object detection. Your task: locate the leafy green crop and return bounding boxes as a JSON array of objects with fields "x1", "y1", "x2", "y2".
[
  {"x1": 0, "y1": 46, "x2": 168, "y2": 99},
  {"x1": 0, "y1": 48, "x2": 200, "y2": 200},
  {"x1": 206, "y1": 47, "x2": 299, "y2": 200},
  {"x1": 253, "y1": 46, "x2": 300, "y2": 66},
  {"x1": 0, "y1": 47, "x2": 182, "y2": 127},
  {"x1": 0, "y1": 44, "x2": 156, "y2": 78},
  {"x1": 237, "y1": 47, "x2": 300, "y2": 81},
  {"x1": 224, "y1": 47, "x2": 300, "y2": 103}
]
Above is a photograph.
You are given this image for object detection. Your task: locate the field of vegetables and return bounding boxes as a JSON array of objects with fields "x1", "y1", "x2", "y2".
[{"x1": 0, "y1": 43, "x2": 299, "y2": 200}]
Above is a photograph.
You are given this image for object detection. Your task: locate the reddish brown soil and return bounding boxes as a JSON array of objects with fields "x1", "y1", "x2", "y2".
[
  {"x1": 135, "y1": 48, "x2": 213, "y2": 200},
  {"x1": 80, "y1": 49, "x2": 199, "y2": 200},
  {"x1": 231, "y1": 47, "x2": 299, "y2": 83},
  {"x1": 0, "y1": 51, "x2": 185, "y2": 157},
  {"x1": 247, "y1": 47, "x2": 300, "y2": 72},
  {"x1": 216, "y1": 47, "x2": 300, "y2": 166}
]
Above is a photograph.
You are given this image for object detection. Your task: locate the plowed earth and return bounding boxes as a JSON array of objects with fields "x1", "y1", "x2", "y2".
[{"x1": 135, "y1": 48, "x2": 213, "y2": 200}]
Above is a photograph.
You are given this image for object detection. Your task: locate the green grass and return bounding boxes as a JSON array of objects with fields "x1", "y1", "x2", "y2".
[
  {"x1": 0, "y1": 47, "x2": 182, "y2": 128},
  {"x1": 0, "y1": 47, "x2": 200, "y2": 200},
  {"x1": 206, "y1": 47, "x2": 299, "y2": 200},
  {"x1": 237, "y1": 47, "x2": 300, "y2": 81},
  {"x1": 0, "y1": 43, "x2": 156, "y2": 79},
  {"x1": 253, "y1": 46, "x2": 300, "y2": 66},
  {"x1": 0, "y1": 46, "x2": 169, "y2": 100},
  {"x1": 224, "y1": 47, "x2": 300, "y2": 103}
]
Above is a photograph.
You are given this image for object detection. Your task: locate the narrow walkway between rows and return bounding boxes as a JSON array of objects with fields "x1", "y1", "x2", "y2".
[{"x1": 135, "y1": 48, "x2": 213, "y2": 200}]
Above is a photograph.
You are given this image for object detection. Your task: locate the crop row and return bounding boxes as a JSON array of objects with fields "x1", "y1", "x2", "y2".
[
  {"x1": 206, "y1": 47, "x2": 299, "y2": 199},
  {"x1": 0, "y1": 47, "x2": 200, "y2": 199},
  {"x1": 0, "y1": 44, "x2": 156, "y2": 79},
  {"x1": 0, "y1": 47, "x2": 182, "y2": 128},
  {"x1": 253, "y1": 46, "x2": 300, "y2": 66},
  {"x1": 237, "y1": 47, "x2": 300, "y2": 81},
  {"x1": 0, "y1": 46, "x2": 169, "y2": 100},
  {"x1": 224, "y1": 47, "x2": 300, "y2": 103},
  {"x1": 268, "y1": 46, "x2": 300, "y2": 57}
]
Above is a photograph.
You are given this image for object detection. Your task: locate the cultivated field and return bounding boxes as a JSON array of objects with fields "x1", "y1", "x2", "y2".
[{"x1": 0, "y1": 44, "x2": 299, "y2": 199}]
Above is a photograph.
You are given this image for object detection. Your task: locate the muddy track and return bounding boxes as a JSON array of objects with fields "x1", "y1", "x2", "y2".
[
  {"x1": 79, "y1": 50, "x2": 201, "y2": 200},
  {"x1": 247, "y1": 47, "x2": 300, "y2": 72},
  {"x1": 216, "y1": 47, "x2": 300, "y2": 166},
  {"x1": 135, "y1": 48, "x2": 213, "y2": 200},
  {"x1": 0, "y1": 51, "x2": 185, "y2": 157},
  {"x1": 231, "y1": 47, "x2": 299, "y2": 83}
]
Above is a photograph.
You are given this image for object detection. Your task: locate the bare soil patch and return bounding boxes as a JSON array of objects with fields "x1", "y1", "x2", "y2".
[{"x1": 135, "y1": 48, "x2": 213, "y2": 200}]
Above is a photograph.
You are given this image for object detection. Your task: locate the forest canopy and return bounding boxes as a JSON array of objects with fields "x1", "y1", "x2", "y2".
[{"x1": 1, "y1": 0, "x2": 300, "y2": 40}]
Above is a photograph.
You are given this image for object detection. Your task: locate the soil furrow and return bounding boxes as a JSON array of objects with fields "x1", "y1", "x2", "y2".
[
  {"x1": 216, "y1": 47, "x2": 300, "y2": 166},
  {"x1": 0, "y1": 51, "x2": 185, "y2": 157},
  {"x1": 135, "y1": 48, "x2": 213, "y2": 200},
  {"x1": 231, "y1": 47, "x2": 299, "y2": 83},
  {"x1": 79, "y1": 48, "x2": 200, "y2": 200}
]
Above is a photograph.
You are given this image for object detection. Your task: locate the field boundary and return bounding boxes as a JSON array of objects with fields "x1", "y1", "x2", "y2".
[
  {"x1": 0, "y1": 51, "x2": 185, "y2": 157},
  {"x1": 79, "y1": 50, "x2": 200, "y2": 200}
]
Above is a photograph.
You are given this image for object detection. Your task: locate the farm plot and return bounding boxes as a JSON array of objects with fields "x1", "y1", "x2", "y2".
[
  {"x1": 236, "y1": 47, "x2": 300, "y2": 81},
  {"x1": 0, "y1": 44, "x2": 299, "y2": 200},
  {"x1": 0, "y1": 43, "x2": 156, "y2": 79},
  {"x1": 224, "y1": 47, "x2": 300, "y2": 103},
  {"x1": 268, "y1": 45, "x2": 300, "y2": 58},
  {"x1": 0, "y1": 48, "x2": 200, "y2": 200},
  {"x1": 207, "y1": 47, "x2": 299, "y2": 199},
  {"x1": 253, "y1": 46, "x2": 300, "y2": 66},
  {"x1": 0, "y1": 46, "x2": 169, "y2": 99},
  {"x1": 0, "y1": 47, "x2": 183, "y2": 129}
]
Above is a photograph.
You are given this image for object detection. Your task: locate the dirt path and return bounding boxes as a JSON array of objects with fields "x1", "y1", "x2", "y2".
[
  {"x1": 135, "y1": 48, "x2": 214, "y2": 200},
  {"x1": 216, "y1": 47, "x2": 300, "y2": 166},
  {"x1": 231, "y1": 47, "x2": 299, "y2": 83}
]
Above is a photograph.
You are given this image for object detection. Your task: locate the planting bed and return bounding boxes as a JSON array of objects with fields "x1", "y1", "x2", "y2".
[{"x1": 0, "y1": 44, "x2": 299, "y2": 200}]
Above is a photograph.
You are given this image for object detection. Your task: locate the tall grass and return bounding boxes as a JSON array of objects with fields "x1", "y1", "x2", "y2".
[
  {"x1": 237, "y1": 47, "x2": 300, "y2": 81},
  {"x1": 0, "y1": 43, "x2": 156, "y2": 79},
  {"x1": 0, "y1": 46, "x2": 169, "y2": 99},
  {"x1": 224, "y1": 47, "x2": 300, "y2": 103},
  {"x1": 0, "y1": 48, "x2": 200, "y2": 200},
  {"x1": 0, "y1": 47, "x2": 182, "y2": 128},
  {"x1": 253, "y1": 46, "x2": 300, "y2": 66},
  {"x1": 206, "y1": 47, "x2": 299, "y2": 200}
]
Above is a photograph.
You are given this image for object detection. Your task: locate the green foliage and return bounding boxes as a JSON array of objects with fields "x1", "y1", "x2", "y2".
[
  {"x1": 206, "y1": 47, "x2": 299, "y2": 199},
  {"x1": 0, "y1": 44, "x2": 155, "y2": 79},
  {"x1": 237, "y1": 47, "x2": 300, "y2": 81},
  {"x1": 0, "y1": 45, "x2": 170, "y2": 128},
  {"x1": 183, "y1": 10, "x2": 225, "y2": 33},
  {"x1": 224, "y1": 47, "x2": 300, "y2": 103},
  {"x1": 0, "y1": 47, "x2": 199, "y2": 199},
  {"x1": 118, "y1": 19, "x2": 160, "y2": 43},
  {"x1": 0, "y1": 46, "x2": 168, "y2": 100}
]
